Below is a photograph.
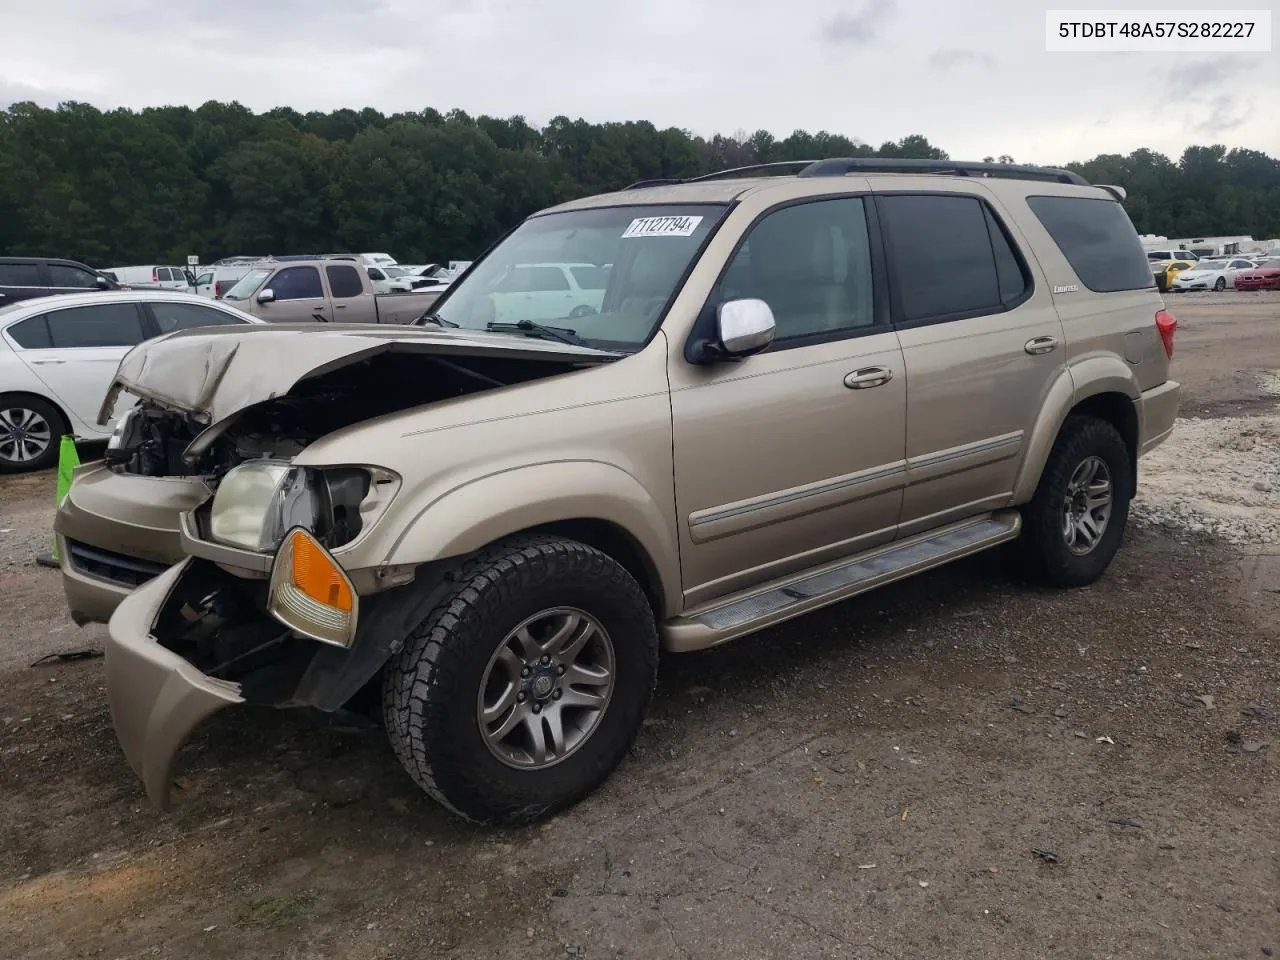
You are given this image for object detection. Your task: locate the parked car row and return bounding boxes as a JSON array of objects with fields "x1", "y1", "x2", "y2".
[{"x1": 1148, "y1": 250, "x2": 1280, "y2": 293}]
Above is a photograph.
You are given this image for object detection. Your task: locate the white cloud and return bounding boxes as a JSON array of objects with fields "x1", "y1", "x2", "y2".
[{"x1": 1, "y1": 0, "x2": 1276, "y2": 164}]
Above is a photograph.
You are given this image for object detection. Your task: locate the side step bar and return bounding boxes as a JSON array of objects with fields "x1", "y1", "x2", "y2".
[{"x1": 661, "y1": 511, "x2": 1021, "y2": 653}]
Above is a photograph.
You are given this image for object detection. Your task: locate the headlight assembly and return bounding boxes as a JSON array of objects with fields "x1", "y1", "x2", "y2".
[
  {"x1": 209, "y1": 460, "x2": 319, "y2": 552},
  {"x1": 208, "y1": 459, "x2": 396, "y2": 554}
]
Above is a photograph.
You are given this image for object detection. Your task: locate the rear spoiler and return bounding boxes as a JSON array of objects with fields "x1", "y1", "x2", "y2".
[{"x1": 1097, "y1": 184, "x2": 1127, "y2": 201}]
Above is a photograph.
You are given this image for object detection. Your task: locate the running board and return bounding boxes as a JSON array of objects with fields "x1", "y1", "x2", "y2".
[{"x1": 661, "y1": 511, "x2": 1021, "y2": 653}]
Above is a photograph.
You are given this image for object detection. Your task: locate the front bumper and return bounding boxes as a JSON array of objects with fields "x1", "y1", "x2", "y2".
[
  {"x1": 54, "y1": 462, "x2": 211, "y2": 625},
  {"x1": 1138, "y1": 379, "x2": 1181, "y2": 455},
  {"x1": 105, "y1": 560, "x2": 244, "y2": 809},
  {"x1": 1236, "y1": 279, "x2": 1280, "y2": 291}
]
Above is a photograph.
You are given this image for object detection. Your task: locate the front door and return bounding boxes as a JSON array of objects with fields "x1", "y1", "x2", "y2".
[
  {"x1": 871, "y1": 188, "x2": 1067, "y2": 536},
  {"x1": 258, "y1": 265, "x2": 331, "y2": 322},
  {"x1": 669, "y1": 195, "x2": 907, "y2": 607}
]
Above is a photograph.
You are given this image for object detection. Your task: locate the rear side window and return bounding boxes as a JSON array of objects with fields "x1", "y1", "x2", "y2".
[
  {"x1": 569, "y1": 265, "x2": 608, "y2": 290},
  {"x1": 326, "y1": 265, "x2": 363, "y2": 298},
  {"x1": 7, "y1": 315, "x2": 52, "y2": 348},
  {"x1": 0, "y1": 264, "x2": 43, "y2": 286},
  {"x1": 45, "y1": 304, "x2": 146, "y2": 347},
  {"x1": 1026, "y1": 196, "x2": 1153, "y2": 292},
  {"x1": 529, "y1": 267, "x2": 570, "y2": 291},
  {"x1": 878, "y1": 194, "x2": 1029, "y2": 323}
]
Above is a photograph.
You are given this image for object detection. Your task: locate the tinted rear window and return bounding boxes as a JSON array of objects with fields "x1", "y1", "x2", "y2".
[
  {"x1": 1027, "y1": 196, "x2": 1152, "y2": 292},
  {"x1": 7, "y1": 315, "x2": 51, "y2": 348}
]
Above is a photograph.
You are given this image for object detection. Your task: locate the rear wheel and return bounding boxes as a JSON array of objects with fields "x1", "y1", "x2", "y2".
[
  {"x1": 0, "y1": 395, "x2": 65, "y2": 473},
  {"x1": 1014, "y1": 415, "x2": 1132, "y2": 587},
  {"x1": 382, "y1": 535, "x2": 658, "y2": 825}
]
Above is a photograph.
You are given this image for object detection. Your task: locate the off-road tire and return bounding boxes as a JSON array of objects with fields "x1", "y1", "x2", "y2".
[
  {"x1": 1014, "y1": 415, "x2": 1132, "y2": 588},
  {"x1": 382, "y1": 535, "x2": 659, "y2": 825}
]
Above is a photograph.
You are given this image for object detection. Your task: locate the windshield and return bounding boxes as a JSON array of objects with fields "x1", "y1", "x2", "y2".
[
  {"x1": 383, "y1": 266, "x2": 410, "y2": 278},
  {"x1": 223, "y1": 269, "x2": 272, "y2": 300},
  {"x1": 1195, "y1": 260, "x2": 1227, "y2": 270},
  {"x1": 428, "y1": 204, "x2": 728, "y2": 351}
]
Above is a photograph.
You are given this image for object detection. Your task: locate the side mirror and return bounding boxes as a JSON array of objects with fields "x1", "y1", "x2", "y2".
[
  {"x1": 95, "y1": 275, "x2": 110, "y2": 289},
  {"x1": 715, "y1": 298, "x2": 776, "y2": 358},
  {"x1": 257, "y1": 288, "x2": 275, "y2": 304}
]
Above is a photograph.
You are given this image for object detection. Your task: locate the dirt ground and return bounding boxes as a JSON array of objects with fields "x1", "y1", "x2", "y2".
[{"x1": 1, "y1": 292, "x2": 1278, "y2": 960}]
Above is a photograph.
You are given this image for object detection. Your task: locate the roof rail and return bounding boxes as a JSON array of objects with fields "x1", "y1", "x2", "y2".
[
  {"x1": 623, "y1": 161, "x2": 814, "y2": 191},
  {"x1": 796, "y1": 157, "x2": 1090, "y2": 186},
  {"x1": 622, "y1": 157, "x2": 1095, "y2": 192}
]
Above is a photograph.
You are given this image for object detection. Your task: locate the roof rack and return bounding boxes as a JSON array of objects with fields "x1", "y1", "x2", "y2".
[
  {"x1": 797, "y1": 157, "x2": 1089, "y2": 185},
  {"x1": 623, "y1": 157, "x2": 1091, "y2": 190}
]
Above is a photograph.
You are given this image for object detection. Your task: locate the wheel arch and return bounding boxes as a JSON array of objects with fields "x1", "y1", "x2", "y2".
[
  {"x1": 381, "y1": 461, "x2": 682, "y2": 619},
  {"x1": 1014, "y1": 361, "x2": 1140, "y2": 502}
]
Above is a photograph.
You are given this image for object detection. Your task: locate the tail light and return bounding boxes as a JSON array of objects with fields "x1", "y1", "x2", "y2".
[
  {"x1": 214, "y1": 280, "x2": 226, "y2": 298},
  {"x1": 152, "y1": 268, "x2": 158, "y2": 283},
  {"x1": 1155, "y1": 309, "x2": 1176, "y2": 359}
]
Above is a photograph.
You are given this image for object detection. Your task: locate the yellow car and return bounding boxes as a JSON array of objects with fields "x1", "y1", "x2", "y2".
[{"x1": 1153, "y1": 259, "x2": 1195, "y2": 292}]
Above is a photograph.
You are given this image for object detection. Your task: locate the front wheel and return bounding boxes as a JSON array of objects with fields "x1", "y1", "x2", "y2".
[
  {"x1": 1214, "y1": 276, "x2": 1226, "y2": 291},
  {"x1": 382, "y1": 536, "x2": 658, "y2": 825},
  {"x1": 1014, "y1": 415, "x2": 1132, "y2": 588}
]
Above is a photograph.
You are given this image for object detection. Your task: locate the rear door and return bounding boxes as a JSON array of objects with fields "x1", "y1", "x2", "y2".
[
  {"x1": 325, "y1": 263, "x2": 377, "y2": 322},
  {"x1": 257, "y1": 265, "x2": 331, "y2": 322},
  {"x1": 16, "y1": 302, "x2": 149, "y2": 432},
  {"x1": 0, "y1": 262, "x2": 50, "y2": 305},
  {"x1": 873, "y1": 186, "x2": 1063, "y2": 536}
]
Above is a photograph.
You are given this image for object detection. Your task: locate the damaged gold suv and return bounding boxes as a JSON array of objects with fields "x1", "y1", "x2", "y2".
[{"x1": 57, "y1": 158, "x2": 1181, "y2": 825}]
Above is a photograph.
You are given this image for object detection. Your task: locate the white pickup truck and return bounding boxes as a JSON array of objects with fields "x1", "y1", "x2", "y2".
[{"x1": 219, "y1": 259, "x2": 442, "y2": 324}]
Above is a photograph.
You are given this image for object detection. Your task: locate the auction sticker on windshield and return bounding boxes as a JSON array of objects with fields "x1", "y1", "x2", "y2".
[{"x1": 622, "y1": 215, "x2": 704, "y2": 238}]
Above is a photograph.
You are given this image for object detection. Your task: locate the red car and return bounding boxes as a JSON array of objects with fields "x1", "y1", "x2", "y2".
[{"x1": 1235, "y1": 257, "x2": 1280, "y2": 291}]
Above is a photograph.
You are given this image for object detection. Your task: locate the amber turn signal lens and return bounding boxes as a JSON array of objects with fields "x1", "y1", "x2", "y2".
[
  {"x1": 267, "y1": 528, "x2": 358, "y2": 648},
  {"x1": 290, "y1": 531, "x2": 354, "y2": 612}
]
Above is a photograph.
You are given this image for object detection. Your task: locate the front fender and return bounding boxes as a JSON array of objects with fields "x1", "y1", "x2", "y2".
[
  {"x1": 383, "y1": 460, "x2": 682, "y2": 616},
  {"x1": 1012, "y1": 356, "x2": 1139, "y2": 502}
]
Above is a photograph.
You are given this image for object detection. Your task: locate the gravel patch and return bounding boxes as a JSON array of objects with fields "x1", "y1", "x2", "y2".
[{"x1": 1133, "y1": 397, "x2": 1280, "y2": 545}]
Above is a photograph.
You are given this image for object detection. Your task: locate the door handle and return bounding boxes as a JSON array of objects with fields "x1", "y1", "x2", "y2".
[
  {"x1": 29, "y1": 359, "x2": 66, "y2": 365},
  {"x1": 1025, "y1": 336, "x2": 1060, "y2": 355},
  {"x1": 843, "y1": 366, "x2": 893, "y2": 389}
]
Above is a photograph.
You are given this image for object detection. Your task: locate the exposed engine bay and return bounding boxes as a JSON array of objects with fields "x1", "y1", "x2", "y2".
[{"x1": 105, "y1": 349, "x2": 581, "y2": 482}]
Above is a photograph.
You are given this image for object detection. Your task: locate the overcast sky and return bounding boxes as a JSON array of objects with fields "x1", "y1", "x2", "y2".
[{"x1": 2, "y1": 0, "x2": 1276, "y2": 164}]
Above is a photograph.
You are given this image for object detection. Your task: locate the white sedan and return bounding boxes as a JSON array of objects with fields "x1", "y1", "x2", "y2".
[
  {"x1": 1170, "y1": 257, "x2": 1258, "y2": 293},
  {"x1": 1, "y1": 291, "x2": 261, "y2": 472}
]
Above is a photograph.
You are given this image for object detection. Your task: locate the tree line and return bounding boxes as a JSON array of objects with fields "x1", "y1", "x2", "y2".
[{"x1": 1, "y1": 100, "x2": 1277, "y2": 267}]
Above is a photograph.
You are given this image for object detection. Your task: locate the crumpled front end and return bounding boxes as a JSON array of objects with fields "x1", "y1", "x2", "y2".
[
  {"x1": 105, "y1": 561, "x2": 244, "y2": 808},
  {"x1": 104, "y1": 545, "x2": 450, "y2": 809}
]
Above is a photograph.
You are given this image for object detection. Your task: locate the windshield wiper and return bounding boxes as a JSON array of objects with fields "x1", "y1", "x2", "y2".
[{"x1": 487, "y1": 319, "x2": 589, "y2": 347}]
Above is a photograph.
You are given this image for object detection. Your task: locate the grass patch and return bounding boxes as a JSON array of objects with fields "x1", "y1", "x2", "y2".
[{"x1": 236, "y1": 892, "x2": 318, "y2": 928}]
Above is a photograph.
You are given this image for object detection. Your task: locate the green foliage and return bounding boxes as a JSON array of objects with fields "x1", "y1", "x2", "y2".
[{"x1": 1, "y1": 100, "x2": 1277, "y2": 265}]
